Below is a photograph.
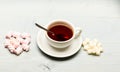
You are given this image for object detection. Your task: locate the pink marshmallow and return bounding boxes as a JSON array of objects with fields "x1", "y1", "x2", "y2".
[
  {"x1": 21, "y1": 33, "x2": 31, "y2": 39},
  {"x1": 4, "y1": 39, "x2": 11, "y2": 48},
  {"x1": 13, "y1": 47, "x2": 23, "y2": 55},
  {"x1": 12, "y1": 32, "x2": 21, "y2": 38},
  {"x1": 7, "y1": 38, "x2": 20, "y2": 48},
  {"x1": 9, "y1": 38, "x2": 17, "y2": 45},
  {"x1": 22, "y1": 44, "x2": 30, "y2": 52},
  {"x1": 5, "y1": 34, "x2": 11, "y2": 39},
  {"x1": 17, "y1": 37, "x2": 24, "y2": 43},
  {"x1": 21, "y1": 39, "x2": 30, "y2": 45},
  {"x1": 8, "y1": 45, "x2": 15, "y2": 53},
  {"x1": 5, "y1": 31, "x2": 14, "y2": 39},
  {"x1": 5, "y1": 31, "x2": 31, "y2": 55},
  {"x1": 12, "y1": 42, "x2": 20, "y2": 49}
]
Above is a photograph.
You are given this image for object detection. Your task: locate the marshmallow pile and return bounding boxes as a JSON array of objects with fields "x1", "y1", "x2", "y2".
[
  {"x1": 5, "y1": 31, "x2": 31, "y2": 55},
  {"x1": 82, "y1": 38, "x2": 103, "y2": 56}
]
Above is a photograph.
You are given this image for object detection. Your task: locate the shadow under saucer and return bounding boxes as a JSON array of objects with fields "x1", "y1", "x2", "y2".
[{"x1": 36, "y1": 43, "x2": 82, "y2": 61}]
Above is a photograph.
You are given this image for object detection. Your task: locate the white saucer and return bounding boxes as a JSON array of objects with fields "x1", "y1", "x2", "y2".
[{"x1": 37, "y1": 30, "x2": 83, "y2": 58}]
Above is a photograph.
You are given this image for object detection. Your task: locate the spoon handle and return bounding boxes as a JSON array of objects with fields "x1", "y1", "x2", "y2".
[{"x1": 35, "y1": 23, "x2": 55, "y2": 34}]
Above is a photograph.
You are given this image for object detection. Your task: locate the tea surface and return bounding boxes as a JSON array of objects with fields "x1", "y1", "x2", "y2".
[{"x1": 48, "y1": 25, "x2": 73, "y2": 41}]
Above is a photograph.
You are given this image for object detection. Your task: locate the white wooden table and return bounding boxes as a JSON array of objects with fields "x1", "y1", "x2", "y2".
[{"x1": 0, "y1": 0, "x2": 120, "y2": 72}]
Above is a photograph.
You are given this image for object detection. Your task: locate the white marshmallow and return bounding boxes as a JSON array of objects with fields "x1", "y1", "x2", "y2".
[
  {"x1": 98, "y1": 47, "x2": 103, "y2": 52},
  {"x1": 93, "y1": 39, "x2": 98, "y2": 44},
  {"x1": 82, "y1": 38, "x2": 90, "y2": 46},
  {"x1": 83, "y1": 45, "x2": 90, "y2": 51},
  {"x1": 91, "y1": 47, "x2": 97, "y2": 54},
  {"x1": 96, "y1": 51, "x2": 101, "y2": 55},
  {"x1": 89, "y1": 41, "x2": 97, "y2": 48},
  {"x1": 82, "y1": 38, "x2": 103, "y2": 56},
  {"x1": 87, "y1": 49, "x2": 93, "y2": 54},
  {"x1": 97, "y1": 42, "x2": 102, "y2": 47}
]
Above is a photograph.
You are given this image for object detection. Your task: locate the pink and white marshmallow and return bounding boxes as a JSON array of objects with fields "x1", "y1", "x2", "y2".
[{"x1": 4, "y1": 31, "x2": 31, "y2": 55}]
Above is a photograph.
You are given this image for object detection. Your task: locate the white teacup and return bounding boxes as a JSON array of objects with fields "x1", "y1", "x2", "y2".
[{"x1": 45, "y1": 20, "x2": 82, "y2": 48}]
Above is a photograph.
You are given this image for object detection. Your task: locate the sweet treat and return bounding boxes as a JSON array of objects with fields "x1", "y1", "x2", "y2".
[
  {"x1": 4, "y1": 31, "x2": 31, "y2": 55},
  {"x1": 82, "y1": 38, "x2": 103, "y2": 56}
]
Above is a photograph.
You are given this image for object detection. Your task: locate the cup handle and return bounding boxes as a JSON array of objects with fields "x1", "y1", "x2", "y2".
[{"x1": 74, "y1": 27, "x2": 82, "y2": 39}]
